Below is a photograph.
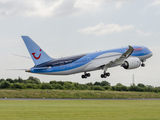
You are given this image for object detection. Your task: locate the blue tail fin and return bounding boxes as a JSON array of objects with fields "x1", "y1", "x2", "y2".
[{"x1": 21, "y1": 36, "x2": 53, "y2": 66}]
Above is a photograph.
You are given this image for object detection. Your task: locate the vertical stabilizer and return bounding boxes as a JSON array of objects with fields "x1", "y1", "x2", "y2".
[{"x1": 21, "y1": 36, "x2": 53, "y2": 66}]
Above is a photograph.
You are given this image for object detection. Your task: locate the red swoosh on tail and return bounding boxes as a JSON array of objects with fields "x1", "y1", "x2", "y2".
[{"x1": 32, "y1": 49, "x2": 41, "y2": 60}]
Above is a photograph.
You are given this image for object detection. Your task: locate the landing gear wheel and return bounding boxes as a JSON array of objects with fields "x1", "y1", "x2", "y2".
[
  {"x1": 84, "y1": 75, "x2": 87, "y2": 78},
  {"x1": 87, "y1": 73, "x2": 90, "y2": 77},
  {"x1": 105, "y1": 72, "x2": 110, "y2": 76},
  {"x1": 101, "y1": 72, "x2": 110, "y2": 78},
  {"x1": 81, "y1": 75, "x2": 85, "y2": 79},
  {"x1": 141, "y1": 63, "x2": 145, "y2": 67},
  {"x1": 81, "y1": 73, "x2": 91, "y2": 79},
  {"x1": 101, "y1": 74, "x2": 104, "y2": 78},
  {"x1": 101, "y1": 74, "x2": 107, "y2": 78},
  {"x1": 104, "y1": 75, "x2": 107, "y2": 78}
]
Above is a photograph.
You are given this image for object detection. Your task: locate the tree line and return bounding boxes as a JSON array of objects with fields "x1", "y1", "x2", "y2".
[{"x1": 0, "y1": 76, "x2": 160, "y2": 92}]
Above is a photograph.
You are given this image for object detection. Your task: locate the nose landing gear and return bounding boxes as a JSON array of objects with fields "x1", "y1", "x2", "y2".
[
  {"x1": 141, "y1": 60, "x2": 145, "y2": 67},
  {"x1": 141, "y1": 63, "x2": 145, "y2": 67}
]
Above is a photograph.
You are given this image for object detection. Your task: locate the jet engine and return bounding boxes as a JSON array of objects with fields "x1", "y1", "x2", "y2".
[{"x1": 122, "y1": 57, "x2": 141, "y2": 69}]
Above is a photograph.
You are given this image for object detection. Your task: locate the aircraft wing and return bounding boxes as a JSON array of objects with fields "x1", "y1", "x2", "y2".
[
  {"x1": 94, "y1": 45, "x2": 134, "y2": 69},
  {"x1": 119, "y1": 45, "x2": 134, "y2": 59}
]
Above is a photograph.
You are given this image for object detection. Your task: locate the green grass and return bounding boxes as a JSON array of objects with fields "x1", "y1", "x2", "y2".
[
  {"x1": 0, "y1": 89, "x2": 160, "y2": 99},
  {"x1": 0, "y1": 100, "x2": 160, "y2": 120}
]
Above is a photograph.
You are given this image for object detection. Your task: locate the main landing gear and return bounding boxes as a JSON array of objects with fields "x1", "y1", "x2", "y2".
[
  {"x1": 101, "y1": 72, "x2": 110, "y2": 78},
  {"x1": 81, "y1": 71, "x2": 110, "y2": 79},
  {"x1": 81, "y1": 72, "x2": 91, "y2": 79}
]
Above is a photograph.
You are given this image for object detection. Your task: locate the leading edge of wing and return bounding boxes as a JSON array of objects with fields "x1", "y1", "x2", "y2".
[{"x1": 120, "y1": 45, "x2": 134, "y2": 59}]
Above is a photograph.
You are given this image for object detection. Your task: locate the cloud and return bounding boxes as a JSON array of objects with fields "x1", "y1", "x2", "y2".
[
  {"x1": 0, "y1": 0, "x2": 70, "y2": 17},
  {"x1": 115, "y1": 1, "x2": 123, "y2": 9},
  {"x1": 0, "y1": 0, "x2": 127, "y2": 17},
  {"x1": 150, "y1": 0, "x2": 160, "y2": 6},
  {"x1": 0, "y1": 0, "x2": 104, "y2": 17},
  {"x1": 141, "y1": 0, "x2": 160, "y2": 15},
  {"x1": 74, "y1": 0, "x2": 102, "y2": 11},
  {"x1": 77, "y1": 23, "x2": 155, "y2": 36},
  {"x1": 77, "y1": 23, "x2": 134, "y2": 35},
  {"x1": 73, "y1": 0, "x2": 103, "y2": 15},
  {"x1": 73, "y1": 0, "x2": 128, "y2": 16},
  {"x1": 136, "y1": 30, "x2": 153, "y2": 36},
  {"x1": 150, "y1": 0, "x2": 160, "y2": 15}
]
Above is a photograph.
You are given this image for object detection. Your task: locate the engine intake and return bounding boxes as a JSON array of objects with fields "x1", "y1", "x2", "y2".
[{"x1": 122, "y1": 57, "x2": 141, "y2": 69}]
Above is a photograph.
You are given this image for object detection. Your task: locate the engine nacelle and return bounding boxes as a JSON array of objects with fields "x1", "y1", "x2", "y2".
[{"x1": 122, "y1": 57, "x2": 141, "y2": 69}]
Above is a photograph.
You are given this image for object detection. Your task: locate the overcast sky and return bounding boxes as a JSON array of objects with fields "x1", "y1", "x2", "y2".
[{"x1": 0, "y1": 0, "x2": 160, "y2": 86}]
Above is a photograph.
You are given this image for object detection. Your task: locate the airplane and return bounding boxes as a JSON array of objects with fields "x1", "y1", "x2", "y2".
[{"x1": 21, "y1": 36, "x2": 153, "y2": 79}]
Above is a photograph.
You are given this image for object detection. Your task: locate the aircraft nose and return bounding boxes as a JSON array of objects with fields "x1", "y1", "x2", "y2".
[
  {"x1": 147, "y1": 48, "x2": 153, "y2": 58},
  {"x1": 149, "y1": 51, "x2": 153, "y2": 57},
  {"x1": 142, "y1": 46, "x2": 153, "y2": 59}
]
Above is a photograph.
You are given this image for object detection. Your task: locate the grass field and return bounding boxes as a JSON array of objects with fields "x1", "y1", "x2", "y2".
[
  {"x1": 1, "y1": 89, "x2": 160, "y2": 99},
  {"x1": 0, "y1": 100, "x2": 160, "y2": 120}
]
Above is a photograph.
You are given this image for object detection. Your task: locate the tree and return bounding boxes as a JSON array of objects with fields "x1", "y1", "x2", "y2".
[
  {"x1": 53, "y1": 84, "x2": 63, "y2": 89},
  {"x1": 25, "y1": 80, "x2": 35, "y2": 84},
  {"x1": 12, "y1": 83, "x2": 26, "y2": 89},
  {"x1": 63, "y1": 83, "x2": 74, "y2": 90},
  {"x1": 137, "y1": 83, "x2": 145, "y2": 88},
  {"x1": 103, "y1": 86, "x2": 110, "y2": 90},
  {"x1": 144, "y1": 86, "x2": 154, "y2": 92},
  {"x1": 13, "y1": 79, "x2": 18, "y2": 83},
  {"x1": 6, "y1": 78, "x2": 14, "y2": 83},
  {"x1": 27, "y1": 76, "x2": 41, "y2": 84},
  {"x1": 94, "y1": 81, "x2": 101, "y2": 86},
  {"x1": 41, "y1": 83, "x2": 53, "y2": 89},
  {"x1": 57, "y1": 81, "x2": 65, "y2": 86},
  {"x1": 17, "y1": 77, "x2": 24, "y2": 83},
  {"x1": 26, "y1": 83, "x2": 38, "y2": 89},
  {"x1": 129, "y1": 85, "x2": 142, "y2": 92},
  {"x1": 0, "y1": 78, "x2": 5, "y2": 82},
  {"x1": 0, "y1": 81, "x2": 11, "y2": 88},
  {"x1": 93, "y1": 86, "x2": 105, "y2": 91},
  {"x1": 101, "y1": 81, "x2": 110, "y2": 86},
  {"x1": 116, "y1": 83, "x2": 123, "y2": 86},
  {"x1": 86, "y1": 82, "x2": 93, "y2": 86},
  {"x1": 73, "y1": 83, "x2": 80, "y2": 90},
  {"x1": 49, "y1": 81, "x2": 57, "y2": 84},
  {"x1": 116, "y1": 86, "x2": 128, "y2": 91}
]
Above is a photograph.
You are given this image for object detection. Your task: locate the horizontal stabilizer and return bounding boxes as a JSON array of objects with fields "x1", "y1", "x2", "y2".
[
  {"x1": 7, "y1": 68, "x2": 29, "y2": 70},
  {"x1": 11, "y1": 54, "x2": 31, "y2": 59}
]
